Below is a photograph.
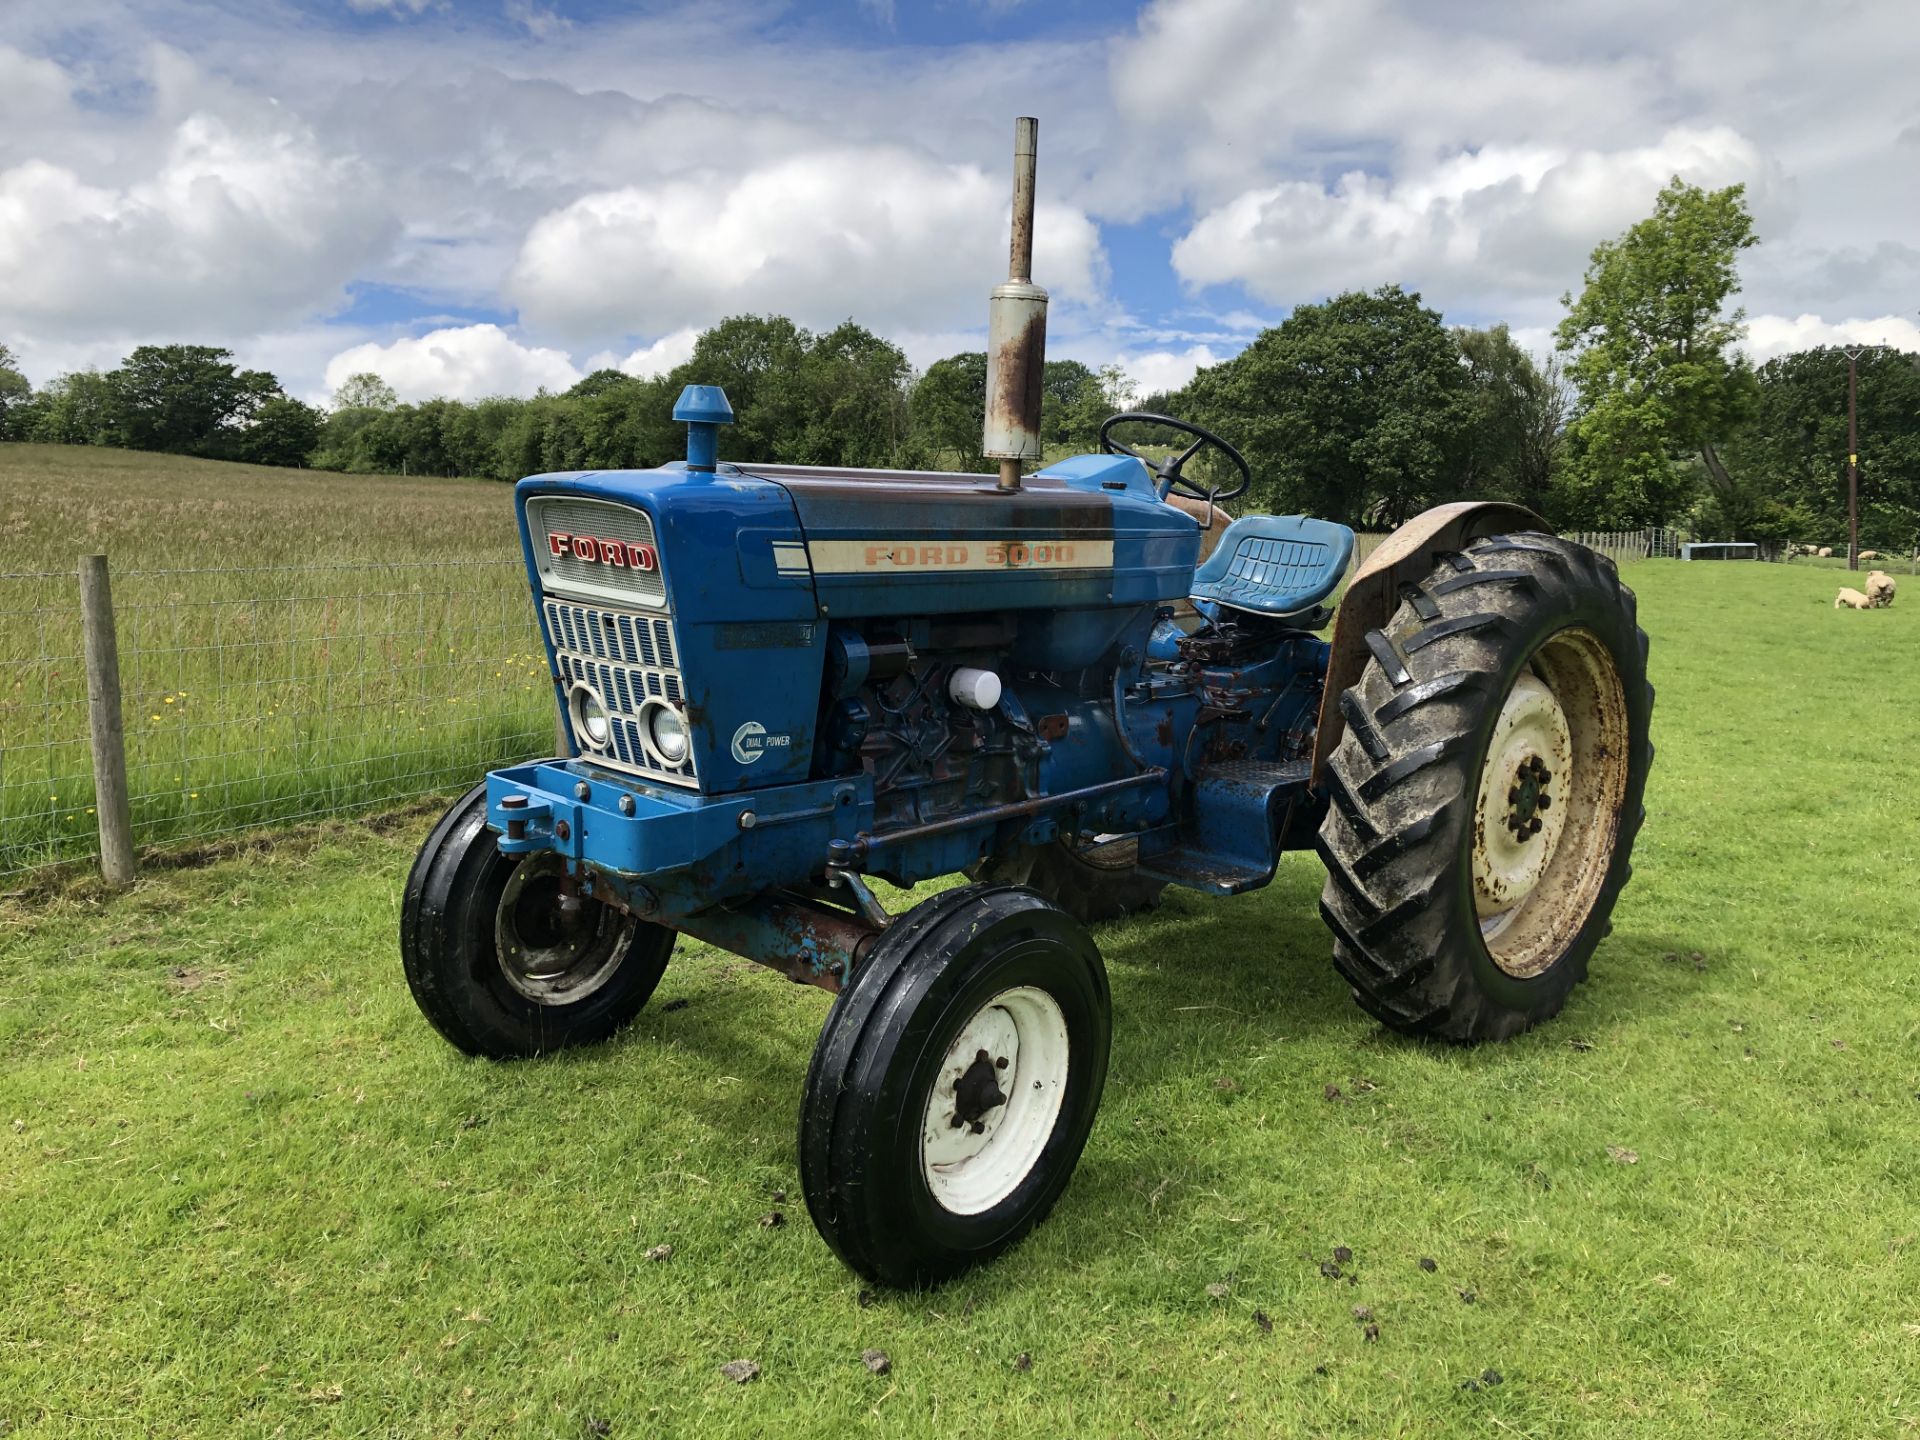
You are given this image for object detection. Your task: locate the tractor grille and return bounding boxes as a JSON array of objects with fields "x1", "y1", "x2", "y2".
[
  {"x1": 527, "y1": 495, "x2": 667, "y2": 608},
  {"x1": 543, "y1": 598, "x2": 697, "y2": 787}
]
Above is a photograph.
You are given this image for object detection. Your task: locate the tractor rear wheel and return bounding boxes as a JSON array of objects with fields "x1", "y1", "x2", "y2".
[
  {"x1": 799, "y1": 884, "x2": 1110, "y2": 1287},
  {"x1": 401, "y1": 784, "x2": 674, "y2": 1058},
  {"x1": 1316, "y1": 533, "x2": 1653, "y2": 1042},
  {"x1": 970, "y1": 836, "x2": 1165, "y2": 924}
]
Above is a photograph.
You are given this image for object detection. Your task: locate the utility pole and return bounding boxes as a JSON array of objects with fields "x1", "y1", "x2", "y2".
[{"x1": 1844, "y1": 346, "x2": 1862, "y2": 571}]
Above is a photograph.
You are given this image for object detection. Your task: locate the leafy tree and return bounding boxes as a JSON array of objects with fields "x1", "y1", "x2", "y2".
[
  {"x1": 909, "y1": 353, "x2": 1116, "y2": 465},
  {"x1": 910, "y1": 352, "x2": 989, "y2": 471},
  {"x1": 1049, "y1": 362, "x2": 1143, "y2": 453},
  {"x1": 105, "y1": 345, "x2": 280, "y2": 455},
  {"x1": 1555, "y1": 178, "x2": 1758, "y2": 527},
  {"x1": 0, "y1": 343, "x2": 31, "y2": 439},
  {"x1": 29, "y1": 370, "x2": 118, "y2": 446},
  {"x1": 1186, "y1": 286, "x2": 1472, "y2": 526},
  {"x1": 332, "y1": 372, "x2": 398, "y2": 411},
  {"x1": 793, "y1": 321, "x2": 913, "y2": 468},
  {"x1": 1719, "y1": 346, "x2": 1920, "y2": 550},
  {"x1": 1455, "y1": 325, "x2": 1567, "y2": 517},
  {"x1": 1040, "y1": 358, "x2": 1098, "y2": 445},
  {"x1": 235, "y1": 396, "x2": 323, "y2": 468},
  {"x1": 667, "y1": 314, "x2": 812, "y2": 463}
]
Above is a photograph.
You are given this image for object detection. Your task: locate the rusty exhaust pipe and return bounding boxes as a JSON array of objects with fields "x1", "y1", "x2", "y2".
[{"x1": 983, "y1": 116, "x2": 1048, "y2": 492}]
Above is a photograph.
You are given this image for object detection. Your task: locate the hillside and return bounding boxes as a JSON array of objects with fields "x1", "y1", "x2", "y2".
[{"x1": 0, "y1": 444, "x2": 522, "y2": 573}]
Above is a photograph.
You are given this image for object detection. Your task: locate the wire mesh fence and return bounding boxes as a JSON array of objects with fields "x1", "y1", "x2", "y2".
[
  {"x1": 4, "y1": 527, "x2": 1689, "y2": 886},
  {"x1": 1567, "y1": 528, "x2": 1685, "y2": 563},
  {"x1": 1, "y1": 560, "x2": 554, "y2": 882},
  {"x1": 0, "y1": 570, "x2": 87, "y2": 878}
]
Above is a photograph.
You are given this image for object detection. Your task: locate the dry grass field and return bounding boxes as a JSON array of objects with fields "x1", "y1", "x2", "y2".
[{"x1": 0, "y1": 443, "x2": 547, "y2": 877}]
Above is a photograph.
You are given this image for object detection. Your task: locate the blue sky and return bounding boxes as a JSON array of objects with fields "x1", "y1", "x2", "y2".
[{"x1": 3, "y1": 0, "x2": 1917, "y2": 404}]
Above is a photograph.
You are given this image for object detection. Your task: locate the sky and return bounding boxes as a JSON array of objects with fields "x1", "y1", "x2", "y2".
[{"x1": 2, "y1": 0, "x2": 1918, "y2": 407}]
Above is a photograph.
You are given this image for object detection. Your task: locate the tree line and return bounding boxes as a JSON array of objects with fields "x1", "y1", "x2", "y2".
[{"x1": 2, "y1": 179, "x2": 1915, "y2": 548}]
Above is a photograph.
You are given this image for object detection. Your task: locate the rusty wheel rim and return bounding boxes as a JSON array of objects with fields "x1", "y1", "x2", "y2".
[
  {"x1": 495, "y1": 854, "x2": 634, "y2": 1006},
  {"x1": 1471, "y1": 627, "x2": 1630, "y2": 979}
]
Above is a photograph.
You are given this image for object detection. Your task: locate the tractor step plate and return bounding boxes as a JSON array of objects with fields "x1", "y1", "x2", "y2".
[
  {"x1": 1133, "y1": 844, "x2": 1275, "y2": 895},
  {"x1": 1134, "y1": 759, "x2": 1311, "y2": 895}
]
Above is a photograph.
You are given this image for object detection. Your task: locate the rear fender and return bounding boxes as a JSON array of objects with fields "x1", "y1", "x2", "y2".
[{"x1": 1311, "y1": 500, "x2": 1547, "y2": 783}]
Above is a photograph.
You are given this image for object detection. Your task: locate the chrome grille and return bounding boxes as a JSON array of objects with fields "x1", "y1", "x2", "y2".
[
  {"x1": 543, "y1": 597, "x2": 696, "y2": 787},
  {"x1": 527, "y1": 495, "x2": 667, "y2": 607}
]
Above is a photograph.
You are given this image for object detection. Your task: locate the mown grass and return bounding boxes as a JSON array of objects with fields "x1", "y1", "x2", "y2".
[
  {"x1": 0, "y1": 444, "x2": 548, "y2": 876},
  {"x1": 4, "y1": 559, "x2": 1918, "y2": 1436}
]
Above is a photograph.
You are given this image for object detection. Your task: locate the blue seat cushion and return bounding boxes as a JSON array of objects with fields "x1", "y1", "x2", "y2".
[{"x1": 1189, "y1": 515, "x2": 1356, "y2": 617}]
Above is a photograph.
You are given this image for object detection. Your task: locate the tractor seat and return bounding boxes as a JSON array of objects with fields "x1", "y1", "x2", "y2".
[{"x1": 1188, "y1": 515, "x2": 1356, "y2": 618}]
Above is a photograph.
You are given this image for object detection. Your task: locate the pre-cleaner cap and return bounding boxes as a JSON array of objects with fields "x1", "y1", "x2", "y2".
[{"x1": 948, "y1": 667, "x2": 1003, "y2": 711}]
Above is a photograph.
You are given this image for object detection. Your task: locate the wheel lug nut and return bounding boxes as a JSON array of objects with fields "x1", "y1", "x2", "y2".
[
  {"x1": 971, "y1": 1121, "x2": 986, "y2": 1135},
  {"x1": 1537, "y1": 795, "x2": 1550, "y2": 809},
  {"x1": 1529, "y1": 817, "x2": 1542, "y2": 835},
  {"x1": 994, "y1": 1056, "x2": 1008, "y2": 1070},
  {"x1": 1508, "y1": 787, "x2": 1520, "y2": 804}
]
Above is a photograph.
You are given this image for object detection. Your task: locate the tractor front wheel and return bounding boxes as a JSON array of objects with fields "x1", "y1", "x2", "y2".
[
  {"x1": 400, "y1": 784, "x2": 674, "y2": 1058},
  {"x1": 1316, "y1": 533, "x2": 1653, "y2": 1042},
  {"x1": 799, "y1": 884, "x2": 1111, "y2": 1287}
]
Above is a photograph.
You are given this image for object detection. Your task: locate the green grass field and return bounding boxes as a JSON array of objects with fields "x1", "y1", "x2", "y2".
[
  {"x1": 4, "y1": 558, "x2": 1917, "y2": 1437},
  {"x1": 0, "y1": 444, "x2": 546, "y2": 876}
]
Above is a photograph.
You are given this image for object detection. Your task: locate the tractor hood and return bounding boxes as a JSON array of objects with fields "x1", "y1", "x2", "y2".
[
  {"x1": 736, "y1": 454, "x2": 1199, "y2": 617},
  {"x1": 514, "y1": 463, "x2": 822, "y2": 797},
  {"x1": 512, "y1": 453, "x2": 1203, "y2": 798}
]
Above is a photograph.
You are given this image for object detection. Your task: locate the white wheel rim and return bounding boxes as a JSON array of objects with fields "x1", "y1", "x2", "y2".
[
  {"x1": 919, "y1": 986, "x2": 1070, "y2": 1216},
  {"x1": 1470, "y1": 627, "x2": 1631, "y2": 979},
  {"x1": 1472, "y1": 672, "x2": 1573, "y2": 925}
]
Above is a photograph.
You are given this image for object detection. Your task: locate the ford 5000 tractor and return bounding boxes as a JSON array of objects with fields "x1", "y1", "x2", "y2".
[{"x1": 400, "y1": 121, "x2": 1653, "y2": 1287}]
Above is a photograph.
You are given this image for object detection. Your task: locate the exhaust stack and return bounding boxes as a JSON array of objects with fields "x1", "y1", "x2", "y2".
[{"x1": 982, "y1": 116, "x2": 1048, "y2": 492}]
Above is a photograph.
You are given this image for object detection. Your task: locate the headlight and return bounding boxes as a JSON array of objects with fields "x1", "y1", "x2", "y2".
[
  {"x1": 568, "y1": 682, "x2": 612, "y2": 751},
  {"x1": 646, "y1": 703, "x2": 689, "y2": 764}
]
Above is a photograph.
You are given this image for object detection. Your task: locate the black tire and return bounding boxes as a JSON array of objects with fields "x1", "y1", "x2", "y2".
[
  {"x1": 970, "y1": 837, "x2": 1166, "y2": 923},
  {"x1": 400, "y1": 783, "x2": 674, "y2": 1058},
  {"x1": 1316, "y1": 534, "x2": 1653, "y2": 1042},
  {"x1": 799, "y1": 884, "x2": 1111, "y2": 1287}
]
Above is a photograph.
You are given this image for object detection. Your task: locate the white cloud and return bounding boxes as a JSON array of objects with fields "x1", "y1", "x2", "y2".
[
  {"x1": 1172, "y1": 126, "x2": 1783, "y2": 314},
  {"x1": 0, "y1": 45, "x2": 72, "y2": 126},
  {"x1": 1103, "y1": 0, "x2": 1672, "y2": 218},
  {"x1": 504, "y1": 0, "x2": 570, "y2": 39},
  {"x1": 507, "y1": 146, "x2": 1105, "y2": 345},
  {"x1": 1, "y1": 0, "x2": 1916, "y2": 403},
  {"x1": 1744, "y1": 313, "x2": 1920, "y2": 365},
  {"x1": 615, "y1": 328, "x2": 700, "y2": 379},
  {"x1": 322, "y1": 324, "x2": 581, "y2": 402},
  {"x1": 0, "y1": 103, "x2": 396, "y2": 339},
  {"x1": 1118, "y1": 345, "x2": 1222, "y2": 396}
]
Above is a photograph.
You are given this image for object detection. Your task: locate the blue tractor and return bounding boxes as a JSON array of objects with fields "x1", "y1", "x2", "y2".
[{"x1": 400, "y1": 122, "x2": 1653, "y2": 1287}]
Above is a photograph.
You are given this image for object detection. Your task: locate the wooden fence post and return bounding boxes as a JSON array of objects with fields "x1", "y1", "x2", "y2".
[{"x1": 78, "y1": 554, "x2": 136, "y2": 889}]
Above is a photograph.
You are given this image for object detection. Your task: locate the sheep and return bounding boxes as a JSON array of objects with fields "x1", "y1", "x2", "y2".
[
  {"x1": 1835, "y1": 587, "x2": 1873, "y2": 610},
  {"x1": 1817, "y1": 546, "x2": 1834, "y2": 558},
  {"x1": 1859, "y1": 550, "x2": 1881, "y2": 561},
  {"x1": 1865, "y1": 570, "x2": 1897, "y2": 608}
]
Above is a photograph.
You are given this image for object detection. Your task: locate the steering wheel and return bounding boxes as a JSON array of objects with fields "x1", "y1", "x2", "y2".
[{"x1": 1098, "y1": 412, "x2": 1251, "y2": 504}]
